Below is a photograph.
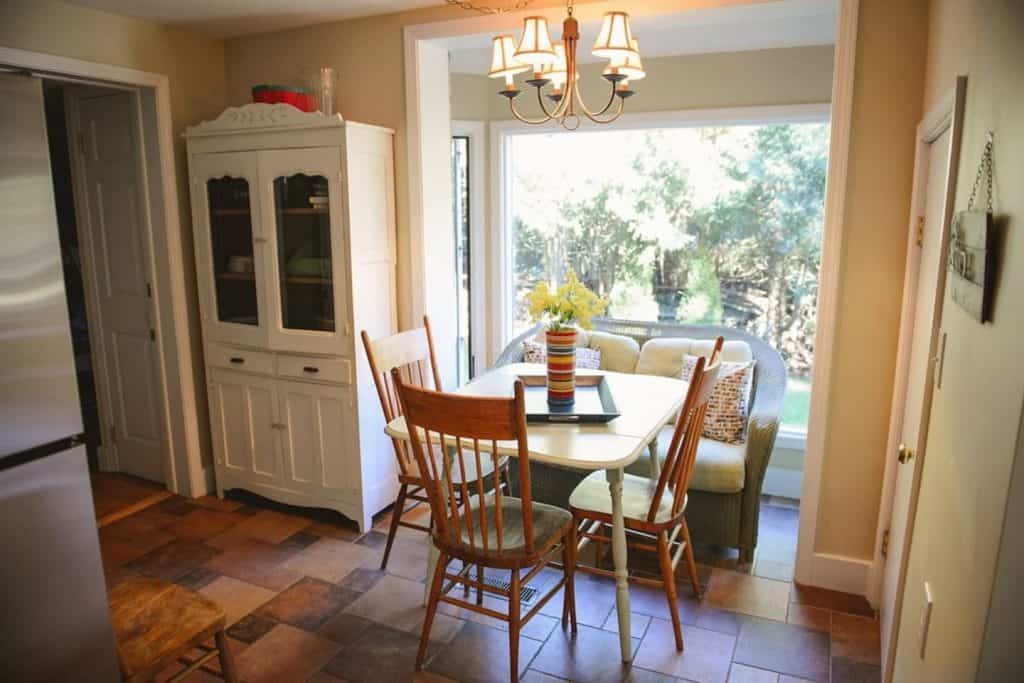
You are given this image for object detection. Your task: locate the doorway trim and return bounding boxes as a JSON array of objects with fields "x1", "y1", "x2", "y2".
[
  {"x1": 0, "y1": 46, "x2": 206, "y2": 496},
  {"x1": 406, "y1": 0, "x2": 860, "y2": 591},
  {"x1": 792, "y1": 0, "x2": 864, "y2": 593}
]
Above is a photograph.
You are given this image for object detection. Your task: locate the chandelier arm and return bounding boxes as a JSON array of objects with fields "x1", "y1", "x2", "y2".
[
  {"x1": 581, "y1": 95, "x2": 625, "y2": 125},
  {"x1": 508, "y1": 96, "x2": 555, "y2": 125},
  {"x1": 573, "y1": 76, "x2": 618, "y2": 119},
  {"x1": 535, "y1": 86, "x2": 560, "y2": 119}
]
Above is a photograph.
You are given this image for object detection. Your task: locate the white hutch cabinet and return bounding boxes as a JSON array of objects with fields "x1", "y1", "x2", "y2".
[{"x1": 185, "y1": 104, "x2": 398, "y2": 530}]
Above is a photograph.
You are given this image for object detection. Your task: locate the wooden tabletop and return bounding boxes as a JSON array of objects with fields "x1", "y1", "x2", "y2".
[{"x1": 385, "y1": 363, "x2": 688, "y2": 470}]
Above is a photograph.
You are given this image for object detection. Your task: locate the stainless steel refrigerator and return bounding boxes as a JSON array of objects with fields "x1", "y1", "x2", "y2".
[{"x1": 0, "y1": 73, "x2": 121, "y2": 682}]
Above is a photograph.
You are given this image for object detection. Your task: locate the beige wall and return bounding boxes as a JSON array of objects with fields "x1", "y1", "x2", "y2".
[
  {"x1": 0, "y1": 0, "x2": 228, "y2": 468},
  {"x1": 894, "y1": 0, "x2": 1024, "y2": 679},
  {"x1": 813, "y1": 0, "x2": 929, "y2": 559},
  {"x1": 451, "y1": 45, "x2": 836, "y2": 120}
]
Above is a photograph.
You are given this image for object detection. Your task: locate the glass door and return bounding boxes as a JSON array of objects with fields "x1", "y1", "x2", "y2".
[
  {"x1": 452, "y1": 136, "x2": 473, "y2": 384},
  {"x1": 193, "y1": 152, "x2": 267, "y2": 347},
  {"x1": 259, "y1": 147, "x2": 348, "y2": 354}
]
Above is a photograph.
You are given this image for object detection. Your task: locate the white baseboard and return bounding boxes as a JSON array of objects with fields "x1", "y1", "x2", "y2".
[
  {"x1": 799, "y1": 551, "x2": 872, "y2": 597},
  {"x1": 763, "y1": 465, "x2": 803, "y2": 500}
]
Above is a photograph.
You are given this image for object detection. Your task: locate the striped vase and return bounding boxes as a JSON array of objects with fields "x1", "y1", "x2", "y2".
[{"x1": 545, "y1": 328, "x2": 577, "y2": 406}]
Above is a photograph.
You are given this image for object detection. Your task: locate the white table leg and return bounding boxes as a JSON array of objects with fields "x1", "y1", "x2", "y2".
[
  {"x1": 606, "y1": 467, "x2": 632, "y2": 662},
  {"x1": 647, "y1": 440, "x2": 660, "y2": 478}
]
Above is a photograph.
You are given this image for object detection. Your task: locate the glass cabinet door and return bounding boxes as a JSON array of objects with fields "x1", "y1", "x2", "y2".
[
  {"x1": 207, "y1": 176, "x2": 260, "y2": 327},
  {"x1": 272, "y1": 173, "x2": 335, "y2": 333}
]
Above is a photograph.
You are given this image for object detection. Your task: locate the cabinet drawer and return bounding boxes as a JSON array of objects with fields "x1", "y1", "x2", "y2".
[
  {"x1": 277, "y1": 355, "x2": 351, "y2": 385},
  {"x1": 207, "y1": 344, "x2": 275, "y2": 375}
]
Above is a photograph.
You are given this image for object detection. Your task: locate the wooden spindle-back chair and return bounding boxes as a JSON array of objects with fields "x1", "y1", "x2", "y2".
[
  {"x1": 568, "y1": 337, "x2": 724, "y2": 651},
  {"x1": 361, "y1": 316, "x2": 509, "y2": 570},
  {"x1": 394, "y1": 374, "x2": 576, "y2": 683}
]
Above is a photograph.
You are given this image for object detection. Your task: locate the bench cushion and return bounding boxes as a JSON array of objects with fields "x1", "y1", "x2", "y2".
[
  {"x1": 636, "y1": 337, "x2": 754, "y2": 378},
  {"x1": 586, "y1": 330, "x2": 640, "y2": 373},
  {"x1": 626, "y1": 425, "x2": 747, "y2": 494}
]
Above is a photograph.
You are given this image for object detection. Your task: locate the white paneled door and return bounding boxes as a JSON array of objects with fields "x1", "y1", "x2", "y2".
[
  {"x1": 69, "y1": 89, "x2": 165, "y2": 483},
  {"x1": 878, "y1": 111, "x2": 956, "y2": 678}
]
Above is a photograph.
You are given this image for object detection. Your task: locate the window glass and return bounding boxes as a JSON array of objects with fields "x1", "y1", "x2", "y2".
[{"x1": 509, "y1": 124, "x2": 829, "y2": 431}]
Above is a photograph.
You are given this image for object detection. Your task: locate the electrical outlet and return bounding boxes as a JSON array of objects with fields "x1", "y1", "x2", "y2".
[{"x1": 918, "y1": 581, "x2": 934, "y2": 659}]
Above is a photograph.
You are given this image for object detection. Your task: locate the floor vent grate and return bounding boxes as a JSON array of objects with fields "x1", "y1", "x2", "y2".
[{"x1": 480, "y1": 575, "x2": 539, "y2": 603}]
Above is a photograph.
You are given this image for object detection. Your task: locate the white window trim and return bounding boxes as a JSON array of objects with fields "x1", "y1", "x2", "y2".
[
  {"x1": 488, "y1": 102, "x2": 832, "y2": 360},
  {"x1": 776, "y1": 428, "x2": 808, "y2": 452},
  {"x1": 451, "y1": 120, "x2": 488, "y2": 377}
]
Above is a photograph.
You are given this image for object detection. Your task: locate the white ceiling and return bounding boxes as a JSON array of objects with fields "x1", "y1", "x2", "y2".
[
  {"x1": 448, "y1": 0, "x2": 837, "y2": 74},
  {"x1": 61, "y1": 0, "x2": 446, "y2": 37}
]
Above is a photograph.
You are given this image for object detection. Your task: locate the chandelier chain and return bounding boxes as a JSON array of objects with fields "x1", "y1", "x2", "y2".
[{"x1": 444, "y1": 0, "x2": 534, "y2": 15}]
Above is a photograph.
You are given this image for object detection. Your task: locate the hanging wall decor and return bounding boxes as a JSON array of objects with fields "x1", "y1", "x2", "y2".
[{"x1": 948, "y1": 132, "x2": 996, "y2": 323}]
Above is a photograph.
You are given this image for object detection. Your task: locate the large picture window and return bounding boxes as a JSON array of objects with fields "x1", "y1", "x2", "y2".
[{"x1": 506, "y1": 119, "x2": 829, "y2": 432}]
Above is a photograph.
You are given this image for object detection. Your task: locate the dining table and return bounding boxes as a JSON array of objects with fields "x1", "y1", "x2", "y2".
[{"x1": 384, "y1": 361, "x2": 689, "y2": 663}]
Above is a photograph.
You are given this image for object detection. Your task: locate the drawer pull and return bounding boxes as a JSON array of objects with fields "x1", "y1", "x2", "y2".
[
  {"x1": 303, "y1": 366, "x2": 319, "y2": 374},
  {"x1": 229, "y1": 357, "x2": 245, "y2": 364}
]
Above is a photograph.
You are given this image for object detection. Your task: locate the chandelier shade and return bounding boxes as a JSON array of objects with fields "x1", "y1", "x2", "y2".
[
  {"x1": 488, "y1": 35, "x2": 529, "y2": 80},
  {"x1": 592, "y1": 11, "x2": 635, "y2": 60},
  {"x1": 514, "y1": 16, "x2": 558, "y2": 69},
  {"x1": 604, "y1": 38, "x2": 645, "y2": 81}
]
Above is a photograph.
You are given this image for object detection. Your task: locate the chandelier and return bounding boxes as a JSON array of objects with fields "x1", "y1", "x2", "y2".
[{"x1": 452, "y1": 0, "x2": 644, "y2": 129}]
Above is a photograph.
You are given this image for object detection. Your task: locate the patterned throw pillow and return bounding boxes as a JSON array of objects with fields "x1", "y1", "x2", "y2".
[
  {"x1": 522, "y1": 340, "x2": 602, "y2": 369},
  {"x1": 682, "y1": 354, "x2": 755, "y2": 444}
]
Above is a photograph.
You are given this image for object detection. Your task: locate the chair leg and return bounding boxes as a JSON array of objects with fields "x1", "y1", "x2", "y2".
[
  {"x1": 658, "y1": 531, "x2": 684, "y2": 651},
  {"x1": 562, "y1": 523, "x2": 578, "y2": 634},
  {"x1": 476, "y1": 563, "x2": 485, "y2": 606},
  {"x1": 380, "y1": 484, "x2": 408, "y2": 571},
  {"x1": 680, "y1": 518, "x2": 702, "y2": 597},
  {"x1": 417, "y1": 551, "x2": 447, "y2": 670},
  {"x1": 215, "y1": 629, "x2": 238, "y2": 683},
  {"x1": 508, "y1": 568, "x2": 521, "y2": 683}
]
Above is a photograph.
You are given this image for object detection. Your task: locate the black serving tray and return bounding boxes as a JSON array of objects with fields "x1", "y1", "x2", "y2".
[{"x1": 517, "y1": 375, "x2": 620, "y2": 424}]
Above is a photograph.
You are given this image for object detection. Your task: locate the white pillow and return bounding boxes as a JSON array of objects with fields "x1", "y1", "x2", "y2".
[
  {"x1": 523, "y1": 340, "x2": 601, "y2": 369},
  {"x1": 682, "y1": 354, "x2": 755, "y2": 444}
]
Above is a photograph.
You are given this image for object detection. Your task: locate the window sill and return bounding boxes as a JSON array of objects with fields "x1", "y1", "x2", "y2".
[{"x1": 775, "y1": 428, "x2": 807, "y2": 452}]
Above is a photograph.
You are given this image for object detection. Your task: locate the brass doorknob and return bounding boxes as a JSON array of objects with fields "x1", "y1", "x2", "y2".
[{"x1": 897, "y1": 443, "x2": 915, "y2": 464}]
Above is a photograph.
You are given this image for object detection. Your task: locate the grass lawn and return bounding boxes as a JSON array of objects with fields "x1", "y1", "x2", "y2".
[{"x1": 781, "y1": 375, "x2": 812, "y2": 431}]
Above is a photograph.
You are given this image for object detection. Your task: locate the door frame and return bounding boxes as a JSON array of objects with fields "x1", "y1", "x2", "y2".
[
  {"x1": 0, "y1": 46, "x2": 206, "y2": 496},
  {"x1": 407, "y1": 0, "x2": 861, "y2": 591},
  {"x1": 64, "y1": 84, "x2": 169, "y2": 481},
  {"x1": 866, "y1": 76, "x2": 967, "y2": 681}
]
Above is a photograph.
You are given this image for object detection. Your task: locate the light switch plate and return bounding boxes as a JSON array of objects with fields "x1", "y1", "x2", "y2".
[{"x1": 918, "y1": 581, "x2": 934, "y2": 659}]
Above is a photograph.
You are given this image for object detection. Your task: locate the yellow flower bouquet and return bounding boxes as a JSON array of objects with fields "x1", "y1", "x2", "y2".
[
  {"x1": 526, "y1": 271, "x2": 607, "y2": 406},
  {"x1": 526, "y1": 269, "x2": 607, "y2": 332}
]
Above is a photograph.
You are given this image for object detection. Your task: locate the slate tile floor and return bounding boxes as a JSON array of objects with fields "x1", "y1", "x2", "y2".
[{"x1": 94, "y1": 481, "x2": 879, "y2": 683}]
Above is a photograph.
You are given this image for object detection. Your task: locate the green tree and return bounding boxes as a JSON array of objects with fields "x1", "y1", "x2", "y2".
[
  {"x1": 560, "y1": 185, "x2": 651, "y2": 303},
  {"x1": 688, "y1": 124, "x2": 828, "y2": 371}
]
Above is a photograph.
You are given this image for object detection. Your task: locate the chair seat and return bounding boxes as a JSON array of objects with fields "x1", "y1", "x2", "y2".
[
  {"x1": 109, "y1": 577, "x2": 226, "y2": 679},
  {"x1": 569, "y1": 469, "x2": 685, "y2": 525},
  {"x1": 444, "y1": 495, "x2": 571, "y2": 563},
  {"x1": 626, "y1": 426, "x2": 746, "y2": 494}
]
